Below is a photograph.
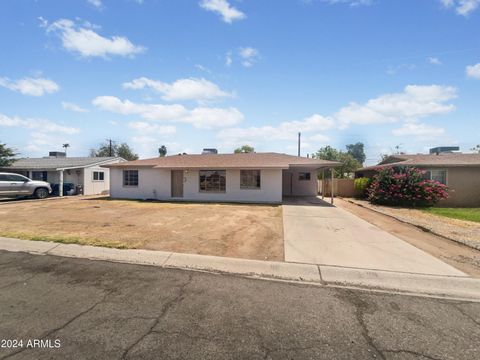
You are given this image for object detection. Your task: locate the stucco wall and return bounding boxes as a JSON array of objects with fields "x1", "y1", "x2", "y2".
[
  {"x1": 282, "y1": 168, "x2": 318, "y2": 196},
  {"x1": 110, "y1": 168, "x2": 283, "y2": 203},
  {"x1": 83, "y1": 166, "x2": 110, "y2": 195},
  {"x1": 440, "y1": 167, "x2": 480, "y2": 207}
]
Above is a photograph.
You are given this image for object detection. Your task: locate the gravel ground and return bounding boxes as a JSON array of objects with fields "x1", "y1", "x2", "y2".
[{"x1": 345, "y1": 198, "x2": 480, "y2": 251}]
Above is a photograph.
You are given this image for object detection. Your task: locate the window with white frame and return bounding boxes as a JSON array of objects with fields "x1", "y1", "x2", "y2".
[
  {"x1": 123, "y1": 170, "x2": 138, "y2": 187},
  {"x1": 93, "y1": 171, "x2": 105, "y2": 181},
  {"x1": 422, "y1": 169, "x2": 447, "y2": 185},
  {"x1": 240, "y1": 170, "x2": 261, "y2": 189},
  {"x1": 199, "y1": 170, "x2": 226, "y2": 192}
]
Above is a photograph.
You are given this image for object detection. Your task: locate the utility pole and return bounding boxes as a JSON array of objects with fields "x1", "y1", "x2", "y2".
[
  {"x1": 297, "y1": 132, "x2": 301, "y2": 157},
  {"x1": 106, "y1": 139, "x2": 114, "y2": 157}
]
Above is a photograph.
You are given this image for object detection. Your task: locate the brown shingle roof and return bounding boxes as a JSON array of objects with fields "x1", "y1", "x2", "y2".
[
  {"x1": 105, "y1": 152, "x2": 341, "y2": 169},
  {"x1": 358, "y1": 153, "x2": 480, "y2": 172}
]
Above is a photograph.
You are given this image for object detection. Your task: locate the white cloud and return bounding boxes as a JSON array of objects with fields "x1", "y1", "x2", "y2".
[
  {"x1": 239, "y1": 47, "x2": 260, "y2": 67},
  {"x1": 440, "y1": 0, "x2": 480, "y2": 16},
  {"x1": 87, "y1": 0, "x2": 102, "y2": 8},
  {"x1": 92, "y1": 96, "x2": 189, "y2": 120},
  {"x1": 308, "y1": 133, "x2": 331, "y2": 143},
  {"x1": 225, "y1": 51, "x2": 233, "y2": 67},
  {"x1": 62, "y1": 101, "x2": 88, "y2": 113},
  {"x1": 0, "y1": 77, "x2": 59, "y2": 96},
  {"x1": 0, "y1": 113, "x2": 80, "y2": 134},
  {"x1": 392, "y1": 121, "x2": 445, "y2": 141},
  {"x1": 184, "y1": 107, "x2": 243, "y2": 129},
  {"x1": 386, "y1": 63, "x2": 416, "y2": 75},
  {"x1": 322, "y1": 0, "x2": 374, "y2": 6},
  {"x1": 428, "y1": 57, "x2": 442, "y2": 65},
  {"x1": 92, "y1": 96, "x2": 243, "y2": 129},
  {"x1": 199, "y1": 0, "x2": 246, "y2": 23},
  {"x1": 46, "y1": 19, "x2": 145, "y2": 58},
  {"x1": 466, "y1": 63, "x2": 480, "y2": 79},
  {"x1": 335, "y1": 85, "x2": 457, "y2": 128},
  {"x1": 217, "y1": 114, "x2": 334, "y2": 144},
  {"x1": 123, "y1": 77, "x2": 231, "y2": 102},
  {"x1": 195, "y1": 64, "x2": 211, "y2": 73},
  {"x1": 128, "y1": 121, "x2": 176, "y2": 135}
]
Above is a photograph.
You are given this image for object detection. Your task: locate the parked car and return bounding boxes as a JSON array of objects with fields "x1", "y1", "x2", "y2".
[{"x1": 0, "y1": 172, "x2": 52, "y2": 199}]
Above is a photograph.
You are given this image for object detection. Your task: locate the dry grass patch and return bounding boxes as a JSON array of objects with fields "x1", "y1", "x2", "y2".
[{"x1": 0, "y1": 197, "x2": 284, "y2": 261}]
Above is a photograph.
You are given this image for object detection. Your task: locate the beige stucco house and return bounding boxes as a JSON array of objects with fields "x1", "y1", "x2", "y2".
[
  {"x1": 356, "y1": 153, "x2": 480, "y2": 207},
  {"x1": 104, "y1": 152, "x2": 340, "y2": 203}
]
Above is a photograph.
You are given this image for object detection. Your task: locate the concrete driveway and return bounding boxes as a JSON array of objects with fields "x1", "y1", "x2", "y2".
[{"x1": 282, "y1": 197, "x2": 465, "y2": 276}]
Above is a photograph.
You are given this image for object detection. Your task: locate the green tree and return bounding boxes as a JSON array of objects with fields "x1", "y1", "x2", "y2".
[
  {"x1": 158, "y1": 145, "x2": 167, "y2": 157},
  {"x1": 234, "y1": 145, "x2": 254, "y2": 153},
  {"x1": 314, "y1": 146, "x2": 361, "y2": 178},
  {"x1": 91, "y1": 142, "x2": 139, "y2": 161},
  {"x1": 0, "y1": 142, "x2": 16, "y2": 167},
  {"x1": 116, "y1": 143, "x2": 139, "y2": 161},
  {"x1": 346, "y1": 142, "x2": 366, "y2": 165}
]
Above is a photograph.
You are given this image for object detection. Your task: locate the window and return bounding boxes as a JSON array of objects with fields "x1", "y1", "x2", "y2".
[
  {"x1": 123, "y1": 170, "x2": 138, "y2": 187},
  {"x1": 240, "y1": 170, "x2": 261, "y2": 189},
  {"x1": 93, "y1": 171, "x2": 105, "y2": 181},
  {"x1": 5, "y1": 174, "x2": 28, "y2": 182},
  {"x1": 199, "y1": 170, "x2": 226, "y2": 192},
  {"x1": 422, "y1": 169, "x2": 447, "y2": 185},
  {"x1": 298, "y1": 172, "x2": 311, "y2": 181},
  {"x1": 32, "y1": 171, "x2": 47, "y2": 181}
]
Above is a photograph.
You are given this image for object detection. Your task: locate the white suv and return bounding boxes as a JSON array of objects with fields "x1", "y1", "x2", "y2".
[{"x1": 0, "y1": 173, "x2": 52, "y2": 199}]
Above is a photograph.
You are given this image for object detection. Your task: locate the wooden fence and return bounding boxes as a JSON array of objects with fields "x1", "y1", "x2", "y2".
[{"x1": 318, "y1": 179, "x2": 355, "y2": 198}]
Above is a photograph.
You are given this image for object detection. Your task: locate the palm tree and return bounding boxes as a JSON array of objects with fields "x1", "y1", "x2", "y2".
[{"x1": 62, "y1": 143, "x2": 70, "y2": 156}]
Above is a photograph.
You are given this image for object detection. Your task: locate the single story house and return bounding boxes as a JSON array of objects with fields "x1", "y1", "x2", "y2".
[
  {"x1": 104, "y1": 152, "x2": 340, "y2": 203},
  {"x1": 355, "y1": 152, "x2": 480, "y2": 207},
  {"x1": 1, "y1": 152, "x2": 125, "y2": 196}
]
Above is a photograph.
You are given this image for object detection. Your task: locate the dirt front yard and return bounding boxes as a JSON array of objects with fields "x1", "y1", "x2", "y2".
[{"x1": 0, "y1": 197, "x2": 284, "y2": 261}]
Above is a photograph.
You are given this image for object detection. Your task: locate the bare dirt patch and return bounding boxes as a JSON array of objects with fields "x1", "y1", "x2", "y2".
[
  {"x1": 336, "y1": 198, "x2": 480, "y2": 277},
  {"x1": 0, "y1": 197, "x2": 284, "y2": 261},
  {"x1": 343, "y1": 198, "x2": 480, "y2": 251}
]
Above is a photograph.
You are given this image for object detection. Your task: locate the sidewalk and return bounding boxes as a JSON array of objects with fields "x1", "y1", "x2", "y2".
[{"x1": 1, "y1": 236, "x2": 480, "y2": 302}]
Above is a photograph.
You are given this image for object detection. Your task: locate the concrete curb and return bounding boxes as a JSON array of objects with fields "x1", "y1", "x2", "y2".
[
  {"x1": 1, "y1": 237, "x2": 480, "y2": 302},
  {"x1": 342, "y1": 198, "x2": 480, "y2": 251}
]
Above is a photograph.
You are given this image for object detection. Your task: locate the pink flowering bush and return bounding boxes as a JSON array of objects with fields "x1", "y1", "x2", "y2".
[{"x1": 367, "y1": 167, "x2": 449, "y2": 207}]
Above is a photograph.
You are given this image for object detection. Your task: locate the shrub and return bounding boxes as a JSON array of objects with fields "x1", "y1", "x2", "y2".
[
  {"x1": 354, "y1": 177, "x2": 371, "y2": 198},
  {"x1": 367, "y1": 167, "x2": 449, "y2": 207}
]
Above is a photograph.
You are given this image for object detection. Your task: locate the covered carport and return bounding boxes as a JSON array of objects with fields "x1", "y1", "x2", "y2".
[{"x1": 282, "y1": 163, "x2": 339, "y2": 204}]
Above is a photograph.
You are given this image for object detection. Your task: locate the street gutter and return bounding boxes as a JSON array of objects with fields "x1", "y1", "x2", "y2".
[{"x1": 1, "y1": 236, "x2": 480, "y2": 302}]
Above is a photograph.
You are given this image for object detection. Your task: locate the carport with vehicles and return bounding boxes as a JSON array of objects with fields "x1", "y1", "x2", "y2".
[{"x1": 1, "y1": 153, "x2": 125, "y2": 196}]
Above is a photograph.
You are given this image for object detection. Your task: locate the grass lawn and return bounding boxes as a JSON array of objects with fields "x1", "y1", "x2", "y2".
[{"x1": 423, "y1": 207, "x2": 480, "y2": 223}]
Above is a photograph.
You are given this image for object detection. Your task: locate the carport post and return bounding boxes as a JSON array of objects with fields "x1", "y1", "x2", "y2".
[
  {"x1": 58, "y1": 170, "x2": 64, "y2": 197},
  {"x1": 321, "y1": 169, "x2": 325, "y2": 199},
  {"x1": 330, "y1": 168, "x2": 334, "y2": 205}
]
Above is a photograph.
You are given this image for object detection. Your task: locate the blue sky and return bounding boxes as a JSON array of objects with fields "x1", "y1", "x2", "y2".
[{"x1": 0, "y1": 0, "x2": 479, "y2": 164}]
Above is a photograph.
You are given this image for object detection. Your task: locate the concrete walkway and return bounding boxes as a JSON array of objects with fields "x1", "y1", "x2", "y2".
[{"x1": 283, "y1": 197, "x2": 465, "y2": 276}]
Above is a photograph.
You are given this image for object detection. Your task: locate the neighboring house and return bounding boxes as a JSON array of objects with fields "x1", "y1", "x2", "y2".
[
  {"x1": 1, "y1": 152, "x2": 125, "y2": 196},
  {"x1": 104, "y1": 152, "x2": 340, "y2": 203},
  {"x1": 356, "y1": 153, "x2": 480, "y2": 207}
]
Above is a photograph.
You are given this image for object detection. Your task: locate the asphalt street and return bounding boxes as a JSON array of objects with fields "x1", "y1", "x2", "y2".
[{"x1": 0, "y1": 250, "x2": 479, "y2": 360}]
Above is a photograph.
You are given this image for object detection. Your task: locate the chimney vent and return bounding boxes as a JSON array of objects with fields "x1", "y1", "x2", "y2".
[
  {"x1": 202, "y1": 148, "x2": 218, "y2": 155},
  {"x1": 49, "y1": 151, "x2": 66, "y2": 158}
]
